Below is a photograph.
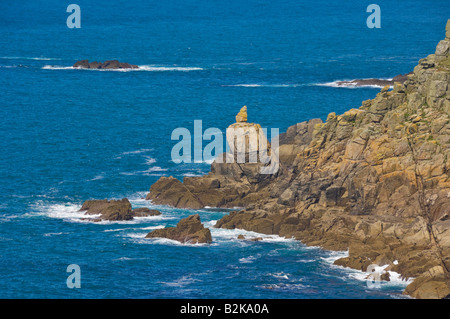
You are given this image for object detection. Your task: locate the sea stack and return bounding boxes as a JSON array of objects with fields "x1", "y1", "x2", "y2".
[
  {"x1": 227, "y1": 105, "x2": 270, "y2": 162},
  {"x1": 235, "y1": 105, "x2": 248, "y2": 122}
]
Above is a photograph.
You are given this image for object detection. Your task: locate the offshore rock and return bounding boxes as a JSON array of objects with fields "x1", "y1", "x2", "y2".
[
  {"x1": 79, "y1": 198, "x2": 160, "y2": 221},
  {"x1": 79, "y1": 198, "x2": 133, "y2": 221},
  {"x1": 145, "y1": 214, "x2": 212, "y2": 244},
  {"x1": 73, "y1": 59, "x2": 138, "y2": 69}
]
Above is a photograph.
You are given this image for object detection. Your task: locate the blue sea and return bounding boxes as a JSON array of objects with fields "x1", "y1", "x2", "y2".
[{"x1": 0, "y1": 0, "x2": 448, "y2": 299}]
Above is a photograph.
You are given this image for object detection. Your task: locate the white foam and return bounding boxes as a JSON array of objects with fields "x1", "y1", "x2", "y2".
[
  {"x1": 208, "y1": 223, "x2": 296, "y2": 244},
  {"x1": 87, "y1": 174, "x2": 104, "y2": 181},
  {"x1": 118, "y1": 148, "x2": 153, "y2": 157},
  {"x1": 29, "y1": 200, "x2": 173, "y2": 224},
  {"x1": 270, "y1": 272, "x2": 290, "y2": 280},
  {"x1": 315, "y1": 80, "x2": 393, "y2": 89},
  {"x1": 42, "y1": 65, "x2": 74, "y2": 70},
  {"x1": 144, "y1": 156, "x2": 157, "y2": 165},
  {"x1": 192, "y1": 158, "x2": 215, "y2": 164},
  {"x1": 159, "y1": 274, "x2": 201, "y2": 287},
  {"x1": 143, "y1": 166, "x2": 168, "y2": 172},
  {"x1": 138, "y1": 65, "x2": 203, "y2": 72},
  {"x1": 320, "y1": 250, "x2": 349, "y2": 264},
  {"x1": 43, "y1": 232, "x2": 68, "y2": 237},
  {"x1": 28, "y1": 202, "x2": 95, "y2": 222},
  {"x1": 346, "y1": 264, "x2": 413, "y2": 287},
  {"x1": 42, "y1": 65, "x2": 203, "y2": 72},
  {"x1": 321, "y1": 251, "x2": 412, "y2": 288},
  {"x1": 223, "y1": 83, "x2": 302, "y2": 88},
  {"x1": 133, "y1": 235, "x2": 209, "y2": 247},
  {"x1": 259, "y1": 282, "x2": 308, "y2": 291},
  {"x1": 239, "y1": 255, "x2": 258, "y2": 263},
  {"x1": 1, "y1": 56, "x2": 61, "y2": 61},
  {"x1": 119, "y1": 166, "x2": 168, "y2": 176}
]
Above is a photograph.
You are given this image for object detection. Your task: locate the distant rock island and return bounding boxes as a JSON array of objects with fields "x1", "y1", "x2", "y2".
[
  {"x1": 333, "y1": 73, "x2": 412, "y2": 88},
  {"x1": 73, "y1": 59, "x2": 138, "y2": 69}
]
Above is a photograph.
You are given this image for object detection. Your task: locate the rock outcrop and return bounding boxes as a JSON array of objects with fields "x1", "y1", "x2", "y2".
[
  {"x1": 145, "y1": 214, "x2": 212, "y2": 244},
  {"x1": 143, "y1": 21, "x2": 450, "y2": 298},
  {"x1": 73, "y1": 60, "x2": 138, "y2": 69},
  {"x1": 80, "y1": 198, "x2": 133, "y2": 221},
  {"x1": 333, "y1": 73, "x2": 412, "y2": 88},
  {"x1": 132, "y1": 207, "x2": 161, "y2": 217},
  {"x1": 146, "y1": 106, "x2": 275, "y2": 209},
  {"x1": 79, "y1": 198, "x2": 160, "y2": 221}
]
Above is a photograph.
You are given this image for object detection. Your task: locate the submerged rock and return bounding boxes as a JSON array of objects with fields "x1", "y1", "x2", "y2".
[
  {"x1": 145, "y1": 214, "x2": 212, "y2": 244},
  {"x1": 132, "y1": 207, "x2": 161, "y2": 217},
  {"x1": 73, "y1": 59, "x2": 138, "y2": 69}
]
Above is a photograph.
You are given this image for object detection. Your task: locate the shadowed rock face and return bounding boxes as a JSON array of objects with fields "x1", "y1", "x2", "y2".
[
  {"x1": 73, "y1": 60, "x2": 138, "y2": 69},
  {"x1": 144, "y1": 21, "x2": 450, "y2": 298},
  {"x1": 145, "y1": 214, "x2": 212, "y2": 244}
]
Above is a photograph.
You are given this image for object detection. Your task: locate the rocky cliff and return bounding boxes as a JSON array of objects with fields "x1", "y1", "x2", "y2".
[{"x1": 145, "y1": 21, "x2": 450, "y2": 298}]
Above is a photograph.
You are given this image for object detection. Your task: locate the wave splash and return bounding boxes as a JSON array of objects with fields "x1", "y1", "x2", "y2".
[{"x1": 42, "y1": 65, "x2": 204, "y2": 72}]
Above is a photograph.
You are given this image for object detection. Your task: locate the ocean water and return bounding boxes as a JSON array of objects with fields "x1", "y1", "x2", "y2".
[{"x1": 0, "y1": 0, "x2": 448, "y2": 299}]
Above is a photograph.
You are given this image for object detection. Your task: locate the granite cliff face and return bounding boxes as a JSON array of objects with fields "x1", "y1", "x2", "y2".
[{"x1": 145, "y1": 21, "x2": 450, "y2": 298}]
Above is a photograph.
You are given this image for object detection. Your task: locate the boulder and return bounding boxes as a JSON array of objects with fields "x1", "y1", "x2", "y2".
[
  {"x1": 146, "y1": 176, "x2": 204, "y2": 209},
  {"x1": 79, "y1": 198, "x2": 133, "y2": 221},
  {"x1": 235, "y1": 105, "x2": 248, "y2": 122},
  {"x1": 404, "y1": 266, "x2": 450, "y2": 299},
  {"x1": 145, "y1": 214, "x2": 212, "y2": 244}
]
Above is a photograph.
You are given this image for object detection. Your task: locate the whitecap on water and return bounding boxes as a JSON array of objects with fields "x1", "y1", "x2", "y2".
[
  {"x1": 42, "y1": 65, "x2": 203, "y2": 72},
  {"x1": 239, "y1": 255, "x2": 258, "y2": 264},
  {"x1": 270, "y1": 272, "x2": 290, "y2": 280},
  {"x1": 159, "y1": 274, "x2": 201, "y2": 287},
  {"x1": 28, "y1": 201, "x2": 96, "y2": 222},
  {"x1": 314, "y1": 80, "x2": 393, "y2": 89}
]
